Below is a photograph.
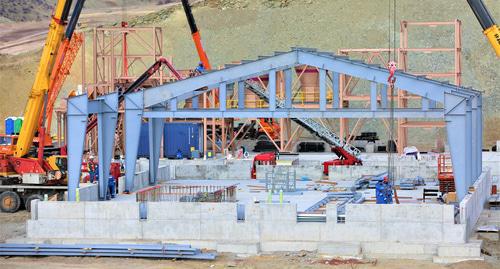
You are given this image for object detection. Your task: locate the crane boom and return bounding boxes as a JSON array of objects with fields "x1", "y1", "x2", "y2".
[
  {"x1": 14, "y1": 0, "x2": 73, "y2": 157},
  {"x1": 467, "y1": 0, "x2": 500, "y2": 57}
]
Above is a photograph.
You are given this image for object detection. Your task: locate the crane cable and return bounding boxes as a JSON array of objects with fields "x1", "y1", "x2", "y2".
[{"x1": 387, "y1": 0, "x2": 399, "y2": 204}]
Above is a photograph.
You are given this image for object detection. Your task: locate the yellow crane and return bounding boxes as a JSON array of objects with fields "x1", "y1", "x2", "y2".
[{"x1": 14, "y1": 0, "x2": 72, "y2": 157}]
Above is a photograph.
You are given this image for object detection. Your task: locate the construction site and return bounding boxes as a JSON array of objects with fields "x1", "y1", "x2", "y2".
[{"x1": 0, "y1": 0, "x2": 499, "y2": 268}]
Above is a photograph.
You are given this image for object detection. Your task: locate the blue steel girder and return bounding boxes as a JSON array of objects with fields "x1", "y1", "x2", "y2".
[
  {"x1": 148, "y1": 106, "x2": 164, "y2": 186},
  {"x1": 66, "y1": 93, "x2": 118, "y2": 201},
  {"x1": 124, "y1": 47, "x2": 483, "y2": 201},
  {"x1": 142, "y1": 48, "x2": 480, "y2": 109},
  {"x1": 67, "y1": 95, "x2": 88, "y2": 201},
  {"x1": 124, "y1": 91, "x2": 144, "y2": 193}
]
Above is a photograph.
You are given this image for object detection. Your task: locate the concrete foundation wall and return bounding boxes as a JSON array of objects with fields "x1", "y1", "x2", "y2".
[
  {"x1": 117, "y1": 164, "x2": 170, "y2": 194},
  {"x1": 256, "y1": 164, "x2": 324, "y2": 181},
  {"x1": 28, "y1": 188, "x2": 488, "y2": 262},
  {"x1": 460, "y1": 168, "x2": 492, "y2": 236}
]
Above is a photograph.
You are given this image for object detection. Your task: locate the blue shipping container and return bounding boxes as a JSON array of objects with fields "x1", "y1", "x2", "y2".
[
  {"x1": 5, "y1": 117, "x2": 15, "y2": 135},
  {"x1": 137, "y1": 122, "x2": 150, "y2": 158},
  {"x1": 164, "y1": 123, "x2": 202, "y2": 159}
]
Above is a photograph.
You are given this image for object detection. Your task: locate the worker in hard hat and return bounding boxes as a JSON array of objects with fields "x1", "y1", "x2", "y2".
[
  {"x1": 194, "y1": 61, "x2": 206, "y2": 75},
  {"x1": 87, "y1": 156, "x2": 97, "y2": 184}
]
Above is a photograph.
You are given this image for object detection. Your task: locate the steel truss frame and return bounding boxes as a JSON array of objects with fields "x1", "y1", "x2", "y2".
[{"x1": 68, "y1": 47, "x2": 482, "y2": 201}]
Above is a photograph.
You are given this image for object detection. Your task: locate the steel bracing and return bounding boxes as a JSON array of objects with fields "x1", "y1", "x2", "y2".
[{"x1": 67, "y1": 47, "x2": 482, "y2": 201}]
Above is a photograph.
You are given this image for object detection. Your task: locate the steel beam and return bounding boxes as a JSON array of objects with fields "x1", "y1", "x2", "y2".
[
  {"x1": 332, "y1": 72, "x2": 340, "y2": 109},
  {"x1": 142, "y1": 108, "x2": 444, "y2": 119},
  {"x1": 319, "y1": 69, "x2": 326, "y2": 111},
  {"x1": 370, "y1": 82, "x2": 377, "y2": 111},
  {"x1": 148, "y1": 107, "x2": 163, "y2": 185},
  {"x1": 238, "y1": 81, "x2": 245, "y2": 109},
  {"x1": 124, "y1": 92, "x2": 144, "y2": 192},
  {"x1": 380, "y1": 84, "x2": 388, "y2": 109},
  {"x1": 66, "y1": 95, "x2": 88, "y2": 201},
  {"x1": 284, "y1": 68, "x2": 292, "y2": 108},
  {"x1": 268, "y1": 70, "x2": 276, "y2": 111},
  {"x1": 92, "y1": 93, "x2": 118, "y2": 200}
]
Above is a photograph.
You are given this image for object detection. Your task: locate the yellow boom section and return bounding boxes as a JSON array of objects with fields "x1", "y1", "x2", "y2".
[
  {"x1": 14, "y1": 0, "x2": 68, "y2": 157},
  {"x1": 484, "y1": 25, "x2": 500, "y2": 57}
]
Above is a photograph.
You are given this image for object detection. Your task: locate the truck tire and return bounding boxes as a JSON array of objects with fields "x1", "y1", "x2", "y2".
[
  {"x1": 0, "y1": 191, "x2": 21, "y2": 213},
  {"x1": 25, "y1": 194, "x2": 44, "y2": 212}
]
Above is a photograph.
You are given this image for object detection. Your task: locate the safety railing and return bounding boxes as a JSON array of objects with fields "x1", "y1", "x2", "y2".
[{"x1": 136, "y1": 184, "x2": 237, "y2": 202}]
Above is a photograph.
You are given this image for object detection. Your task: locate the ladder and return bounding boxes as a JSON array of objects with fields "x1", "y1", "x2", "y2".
[{"x1": 245, "y1": 80, "x2": 361, "y2": 158}]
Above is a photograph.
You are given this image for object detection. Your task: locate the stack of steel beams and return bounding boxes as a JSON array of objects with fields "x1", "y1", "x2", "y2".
[{"x1": 0, "y1": 243, "x2": 216, "y2": 260}]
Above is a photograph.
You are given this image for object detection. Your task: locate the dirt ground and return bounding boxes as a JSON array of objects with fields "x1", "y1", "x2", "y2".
[{"x1": 1, "y1": 211, "x2": 499, "y2": 269}]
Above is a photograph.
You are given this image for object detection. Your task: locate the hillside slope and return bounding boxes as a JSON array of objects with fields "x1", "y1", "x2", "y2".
[{"x1": 0, "y1": 0, "x2": 498, "y2": 147}]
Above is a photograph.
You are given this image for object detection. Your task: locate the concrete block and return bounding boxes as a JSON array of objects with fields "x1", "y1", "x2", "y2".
[
  {"x1": 143, "y1": 220, "x2": 201, "y2": 240},
  {"x1": 27, "y1": 219, "x2": 84, "y2": 239},
  {"x1": 318, "y1": 242, "x2": 361, "y2": 256},
  {"x1": 84, "y1": 220, "x2": 142, "y2": 240},
  {"x1": 200, "y1": 220, "x2": 259, "y2": 241},
  {"x1": 345, "y1": 204, "x2": 380, "y2": 223},
  {"x1": 326, "y1": 204, "x2": 337, "y2": 223},
  {"x1": 38, "y1": 201, "x2": 84, "y2": 220},
  {"x1": 437, "y1": 241, "x2": 482, "y2": 257},
  {"x1": 380, "y1": 222, "x2": 443, "y2": 243},
  {"x1": 84, "y1": 202, "x2": 139, "y2": 220},
  {"x1": 245, "y1": 203, "x2": 262, "y2": 222},
  {"x1": 260, "y1": 241, "x2": 318, "y2": 252},
  {"x1": 433, "y1": 256, "x2": 484, "y2": 263},
  {"x1": 261, "y1": 222, "x2": 322, "y2": 241},
  {"x1": 200, "y1": 203, "x2": 237, "y2": 221},
  {"x1": 30, "y1": 199, "x2": 38, "y2": 220},
  {"x1": 442, "y1": 224, "x2": 466, "y2": 243},
  {"x1": 321, "y1": 222, "x2": 381, "y2": 242},
  {"x1": 260, "y1": 204, "x2": 297, "y2": 222},
  {"x1": 362, "y1": 242, "x2": 430, "y2": 255},
  {"x1": 380, "y1": 204, "x2": 443, "y2": 223},
  {"x1": 148, "y1": 202, "x2": 201, "y2": 220},
  {"x1": 217, "y1": 242, "x2": 260, "y2": 254},
  {"x1": 442, "y1": 205, "x2": 455, "y2": 224}
]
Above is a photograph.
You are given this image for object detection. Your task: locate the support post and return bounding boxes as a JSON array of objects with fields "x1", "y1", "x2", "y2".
[
  {"x1": 445, "y1": 93, "x2": 469, "y2": 200},
  {"x1": 332, "y1": 72, "x2": 340, "y2": 109},
  {"x1": 284, "y1": 68, "x2": 292, "y2": 108},
  {"x1": 319, "y1": 69, "x2": 326, "y2": 111},
  {"x1": 148, "y1": 108, "x2": 164, "y2": 186},
  {"x1": 124, "y1": 92, "x2": 144, "y2": 193},
  {"x1": 238, "y1": 81, "x2": 245, "y2": 109},
  {"x1": 380, "y1": 84, "x2": 388, "y2": 109},
  {"x1": 268, "y1": 70, "x2": 276, "y2": 111},
  {"x1": 67, "y1": 95, "x2": 89, "y2": 201},
  {"x1": 95, "y1": 93, "x2": 119, "y2": 200},
  {"x1": 219, "y1": 83, "x2": 227, "y2": 111},
  {"x1": 370, "y1": 81, "x2": 377, "y2": 111}
]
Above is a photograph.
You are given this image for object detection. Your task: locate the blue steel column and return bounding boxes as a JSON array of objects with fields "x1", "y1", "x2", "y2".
[
  {"x1": 332, "y1": 72, "x2": 340, "y2": 109},
  {"x1": 422, "y1": 97, "x2": 430, "y2": 111},
  {"x1": 319, "y1": 69, "x2": 326, "y2": 111},
  {"x1": 219, "y1": 83, "x2": 226, "y2": 111},
  {"x1": 96, "y1": 93, "x2": 119, "y2": 200},
  {"x1": 124, "y1": 91, "x2": 144, "y2": 193},
  {"x1": 445, "y1": 93, "x2": 468, "y2": 200},
  {"x1": 268, "y1": 70, "x2": 276, "y2": 111},
  {"x1": 370, "y1": 82, "x2": 377, "y2": 111},
  {"x1": 238, "y1": 81, "x2": 245, "y2": 109},
  {"x1": 66, "y1": 95, "x2": 89, "y2": 201},
  {"x1": 148, "y1": 108, "x2": 164, "y2": 186},
  {"x1": 380, "y1": 84, "x2": 388, "y2": 109},
  {"x1": 465, "y1": 99, "x2": 473, "y2": 187},
  {"x1": 471, "y1": 97, "x2": 478, "y2": 180},
  {"x1": 284, "y1": 69, "x2": 292, "y2": 109},
  {"x1": 192, "y1": 96, "x2": 199, "y2": 109},
  {"x1": 477, "y1": 95, "x2": 483, "y2": 176}
]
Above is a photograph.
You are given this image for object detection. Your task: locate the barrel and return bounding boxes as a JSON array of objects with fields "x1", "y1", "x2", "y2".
[
  {"x1": 4, "y1": 117, "x2": 15, "y2": 135},
  {"x1": 14, "y1": 117, "x2": 23, "y2": 134}
]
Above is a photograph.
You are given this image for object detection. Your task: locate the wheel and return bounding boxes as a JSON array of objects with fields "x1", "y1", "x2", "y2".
[
  {"x1": 257, "y1": 134, "x2": 269, "y2": 141},
  {"x1": 25, "y1": 194, "x2": 44, "y2": 212},
  {"x1": 0, "y1": 191, "x2": 21, "y2": 213}
]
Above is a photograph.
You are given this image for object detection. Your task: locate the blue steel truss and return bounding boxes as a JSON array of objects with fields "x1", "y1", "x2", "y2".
[{"x1": 67, "y1": 48, "x2": 482, "y2": 201}]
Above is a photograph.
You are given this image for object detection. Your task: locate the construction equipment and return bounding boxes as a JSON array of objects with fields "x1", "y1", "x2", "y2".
[
  {"x1": 181, "y1": 0, "x2": 211, "y2": 70},
  {"x1": 467, "y1": 0, "x2": 500, "y2": 57},
  {"x1": 86, "y1": 57, "x2": 183, "y2": 134},
  {"x1": 322, "y1": 147, "x2": 363, "y2": 175},
  {"x1": 0, "y1": 0, "x2": 86, "y2": 213},
  {"x1": 245, "y1": 80, "x2": 362, "y2": 170},
  {"x1": 251, "y1": 152, "x2": 277, "y2": 179}
]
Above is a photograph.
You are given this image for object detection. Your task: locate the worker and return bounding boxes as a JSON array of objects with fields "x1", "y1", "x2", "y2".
[
  {"x1": 110, "y1": 158, "x2": 121, "y2": 191},
  {"x1": 87, "y1": 156, "x2": 97, "y2": 184},
  {"x1": 194, "y1": 61, "x2": 206, "y2": 75}
]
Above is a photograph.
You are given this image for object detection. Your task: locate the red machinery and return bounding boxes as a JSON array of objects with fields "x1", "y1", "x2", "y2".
[
  {"x1": 437, "y1": 153, "x2": 455, "y2": 193},
  {"x1": 322, "y1": 147, "x2": 363, "y2": 175},
  {"x1": 251, "y1": 152, "x2": 277, "y2": 179}
]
